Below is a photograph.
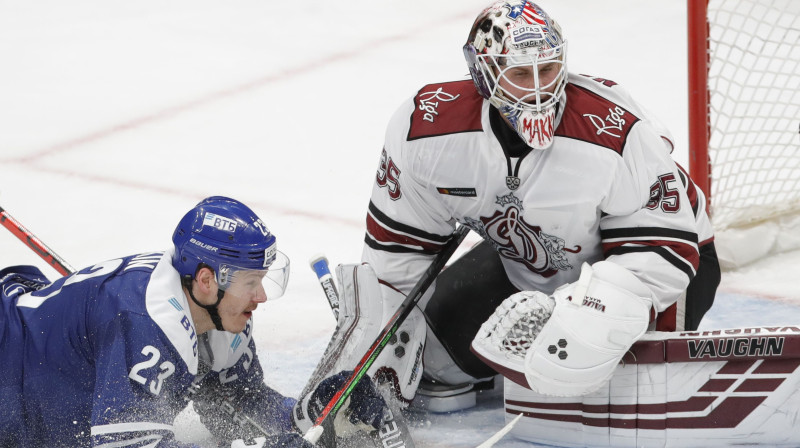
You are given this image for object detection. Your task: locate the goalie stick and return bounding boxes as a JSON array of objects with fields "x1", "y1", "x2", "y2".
[
  {"x1": 0, "y1": 205, "x2": 74, "y2": 276},
  {"x1": 475, "y1": 414, "x2": 522, "y2": 448},
  {"x1": 308, "y1": 253, "x2": 520, "y2": 448},
  {"x1": 4, "y1": 213, "x2": 512, "y2": 447},
  {"x1": 303, "y1": 225, "x2": 470, "y2": 444},
  {"x1": 306, "y1": 257, "x2": 418, "y2": 448}
]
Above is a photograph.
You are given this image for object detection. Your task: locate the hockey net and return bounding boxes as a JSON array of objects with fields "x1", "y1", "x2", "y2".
[{"x1": 688, "y1": 0, "x2": 800, "y2": 269}]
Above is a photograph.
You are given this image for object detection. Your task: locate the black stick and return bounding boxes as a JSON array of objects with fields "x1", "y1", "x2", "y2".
[{"x1": 303, "y1": 225, "x2": 470, "y2": 443}]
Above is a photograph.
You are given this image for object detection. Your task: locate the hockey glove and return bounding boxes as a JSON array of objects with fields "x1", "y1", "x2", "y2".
[
  {"x1": 472, "y1": 261, "x2": 653, "y2": 397},
  {"x1": 230, "y1": 433, "x2": 313, "y2": 448},
  {"x1": 294, "y1": 370, "x2": 386, "y2": 437},
  {"x1": 523, "y1": 261, "x2": 652, "y2": 396},
  {"x1": 471, "y1": 289, "x2": 556, "y2": 371}
]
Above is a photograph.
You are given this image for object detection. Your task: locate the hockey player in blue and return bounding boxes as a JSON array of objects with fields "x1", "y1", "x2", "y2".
[{"x1": 0, "y1": 196, "x2": 386, "y2": 448}]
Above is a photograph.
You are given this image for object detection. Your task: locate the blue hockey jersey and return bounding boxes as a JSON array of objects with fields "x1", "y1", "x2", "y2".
[{"x1": 0, "y1": 251, "x2": 296, "y2": 447}]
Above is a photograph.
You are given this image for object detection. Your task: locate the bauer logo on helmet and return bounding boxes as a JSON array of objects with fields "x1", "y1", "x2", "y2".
[{"x1": 189, "y1": 237, "x2": 219, "y2": 253}]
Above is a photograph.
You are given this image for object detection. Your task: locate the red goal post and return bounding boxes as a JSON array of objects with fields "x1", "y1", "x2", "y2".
[{"x1": 687, "y1": 0, "x2": 800, "y2": 269}]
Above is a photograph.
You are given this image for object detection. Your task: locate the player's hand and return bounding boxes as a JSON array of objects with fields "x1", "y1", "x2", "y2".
[
  {"x1": 230, "y1": 433, "x2": 314, "y2": 448},
  {"x1": 294, "y1": 370, "x2": 386, "y2": 436}
]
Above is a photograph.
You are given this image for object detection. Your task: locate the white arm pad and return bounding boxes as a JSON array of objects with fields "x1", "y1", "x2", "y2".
[{"x1": 523, "y1": 261, "x2": 653, "y2": 396}]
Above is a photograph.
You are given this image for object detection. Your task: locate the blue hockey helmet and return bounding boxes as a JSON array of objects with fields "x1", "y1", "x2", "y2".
[{"x1": 172, "y1": 196, "x2": 289, "y2": 299}]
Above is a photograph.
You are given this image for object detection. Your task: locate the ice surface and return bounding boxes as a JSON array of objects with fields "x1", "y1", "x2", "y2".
[{"x1": 1, "y1": 1, "x2": 797, "y2": 446}]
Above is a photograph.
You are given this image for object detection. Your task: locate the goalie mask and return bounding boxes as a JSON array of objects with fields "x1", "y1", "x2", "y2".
[
  {"x1": 464, "y1": 0, "x2": 567, "y2": 149},
  {"x1": 172, "y1": 196, "x2": 290, "y2": 330}
]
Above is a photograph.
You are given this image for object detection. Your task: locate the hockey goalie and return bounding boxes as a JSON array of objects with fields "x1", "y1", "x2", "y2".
[{"x1": 471, "y1": 261, "x2": 800, "y2": 447}]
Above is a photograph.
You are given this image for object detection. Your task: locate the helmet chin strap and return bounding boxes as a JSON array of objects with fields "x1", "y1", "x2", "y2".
[{"x1": 184, "y1": 276, "x2": 227, "y2": 332}]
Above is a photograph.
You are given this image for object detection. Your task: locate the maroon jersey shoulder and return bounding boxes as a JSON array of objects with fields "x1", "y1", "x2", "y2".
[
  {"x1": 556, "y1": 83, "x2": 640, "y2": 154},
  {"x1": 407, "y1": 80, "x2": 484, "y2": 141}
]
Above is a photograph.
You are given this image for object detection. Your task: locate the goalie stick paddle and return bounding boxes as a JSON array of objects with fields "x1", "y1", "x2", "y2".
[
  {"x1": 0, "y1": 205, "x2": 75, "y2": 276},
  {"x1": 303, "y1": 225, "x2": 470, "y2": 444}
]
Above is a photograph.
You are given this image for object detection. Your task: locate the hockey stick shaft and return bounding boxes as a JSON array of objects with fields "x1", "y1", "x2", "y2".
[
  {"x1": 0, "y1": 205, "x2": 75, "y2": 276},
  {"x1": 475, "y1": 414, "x2": 522, "y2": 448},
  {"x1": 304, "y1": 225, "x2": 470, "y2": 442}
]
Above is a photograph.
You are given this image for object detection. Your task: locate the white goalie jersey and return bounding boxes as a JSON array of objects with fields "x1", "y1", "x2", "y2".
[{"x1": 363, "y1": 73, "x2": 712, "y2": 318}]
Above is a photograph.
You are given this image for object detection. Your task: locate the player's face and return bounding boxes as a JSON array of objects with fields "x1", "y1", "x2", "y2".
[
  {"x1": 218, "y1": 270, "x2": 268, "y2": 333},
  {"x1": 497, "y1": 62, "x2": 560, "y2": 103}
]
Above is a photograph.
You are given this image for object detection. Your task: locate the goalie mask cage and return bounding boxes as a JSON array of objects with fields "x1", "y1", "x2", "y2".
[{"x1": 687, "y1": 0, "x2": 800, "y2": 269}]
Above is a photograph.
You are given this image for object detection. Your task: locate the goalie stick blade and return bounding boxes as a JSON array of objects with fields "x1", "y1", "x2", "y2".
[{"x1": 475, "y1": 414, "x2": 522, "y2": 448}]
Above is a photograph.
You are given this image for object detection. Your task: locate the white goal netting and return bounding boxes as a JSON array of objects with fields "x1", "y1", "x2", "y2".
[{"x1": 706, "y1": 0, "x2": 800, "y2": 267}]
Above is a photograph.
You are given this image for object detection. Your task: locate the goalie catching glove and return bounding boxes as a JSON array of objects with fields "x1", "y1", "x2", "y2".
[
  {"x1": 472, "y1": 261, "x2": 653, "y2": 396},
  {"x1": 293, "y1": 370, "x2": 387, "y2": 438}
]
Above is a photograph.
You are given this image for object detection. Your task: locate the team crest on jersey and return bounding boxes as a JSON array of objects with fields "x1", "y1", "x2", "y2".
[{"x1": 463, "y1": 206, "x2": 578, "y2": 277}]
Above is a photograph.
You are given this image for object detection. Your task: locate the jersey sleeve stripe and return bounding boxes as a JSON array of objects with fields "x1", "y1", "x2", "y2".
[
  {"x1": 366, "y1": 215, "x2": 449, "y2": 253},
  {"x1": 364, "y1": 233, "x2": 440, "y2": 254},
  {"x1": 604, "y1": 243, "x2": 698, "y2": 279},
  {"x1": 676, "y1": 164, "x2": 700, "y2": 216},
  {"x1": 368, "y1": 201, "x2": 451, "y2": 243},
  {"x1": 600, "y1": 226, "x2": 698, "y2": 244}
]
